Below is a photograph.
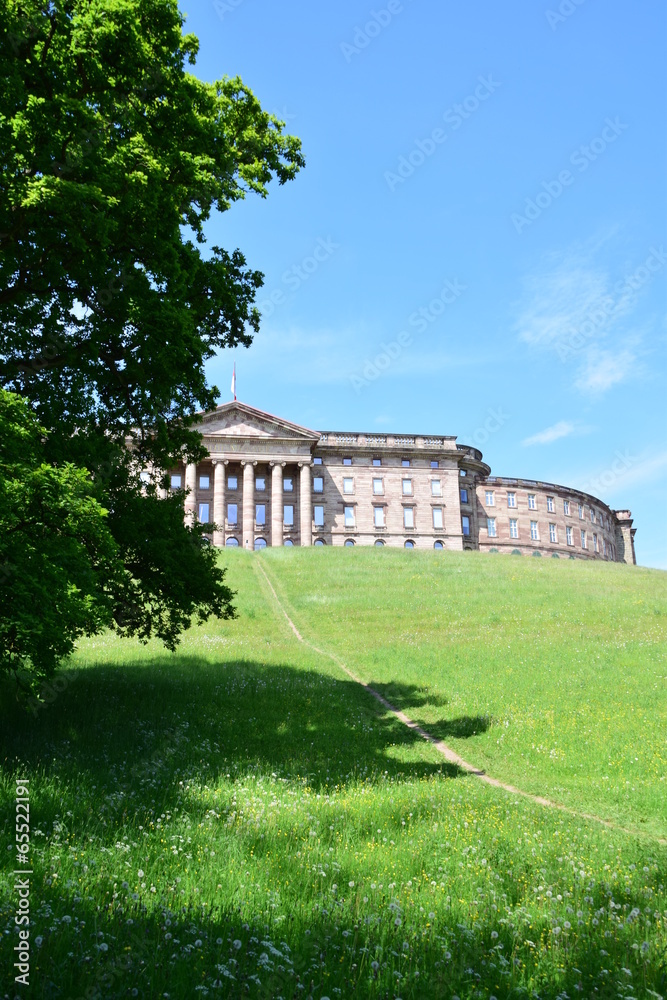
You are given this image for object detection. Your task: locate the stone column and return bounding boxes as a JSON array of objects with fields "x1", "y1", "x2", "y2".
[
  {"x1": 212, "y1": 460, "x2": 226, "y2": 547},
  {"x1": 299, "y1": 462, "x2": 312, "y2": 547},
  {"x1": 242, "y1": 461, "x2": 255, "y2": 550},
  {"x1": 184, "y1": 462, "x2": 197, "y2": 526},
  {"x1": 270, "y1": 462, "x2": 284, "y2": 547}
]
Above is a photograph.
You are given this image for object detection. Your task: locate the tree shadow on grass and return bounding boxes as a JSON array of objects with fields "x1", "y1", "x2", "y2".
[
  {"x1": 0, "y1": 656, "x2": 470, "y2": 842},
  {"x1": 368, "y1": 680, "x2": 492, "y2": 740}
]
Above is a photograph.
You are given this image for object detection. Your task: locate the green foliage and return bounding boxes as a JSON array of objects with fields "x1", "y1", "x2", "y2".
[
  {"x1": 0, "y1": 389, "x2": 119, "y2": 688},
  {"x1": 0, "y1": 552, "x2": 664, "y2": 998},
  {"x1": 0, "y1": 0, "x2": 301, "y2": 670}
]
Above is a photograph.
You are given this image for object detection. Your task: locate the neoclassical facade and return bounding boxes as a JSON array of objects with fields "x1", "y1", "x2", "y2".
[{"x1": 165, "y1": 402, "x2": 636, "y2": 563}]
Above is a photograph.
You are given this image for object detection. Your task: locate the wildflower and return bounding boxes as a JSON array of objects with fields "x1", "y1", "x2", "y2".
[
  {"x1": 491, "y1": 931, "x2": 498, "y2": 940},
  {"x1": 394, "y1": 917, "x2": 402, "y2": 927},
  {"x1": 194, "y1": 939, "x2": 202, "y2": 947},
  {"x1": 429, "y1": 911, "x2": 435, "y2": 919},
  {"x1": 233, "y1": 939, "x2": 242, "y2": 950},
  {"x1": 138, "y1": 869, "x2": 144, "y2": 879},
  {"x1": 61, "y1": 916, "x2": 71, "y2": 924},
  {"x1": 349, "y1": 881, "x2": 354, "y2": 888},
  {"x1": 99, "y1": 942, "x2": 108, "y2": 952},
  {"x1": 563, "y1": 921, "x2": 571, "y2": 930},
  {"x1": 216, "y1": 937, "x2": 223, "y2": 945},
  {"x1": 35, "y1": 936, "x2": 43, "y2": 948}
]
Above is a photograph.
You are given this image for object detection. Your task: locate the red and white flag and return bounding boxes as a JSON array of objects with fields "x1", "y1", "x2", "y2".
[{"x1": 230, "y1": 363, "x2": 236, "y2": 400}]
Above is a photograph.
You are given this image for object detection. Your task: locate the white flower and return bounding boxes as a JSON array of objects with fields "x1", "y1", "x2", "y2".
[
  {"x1": 138, "y1": 869, "x2": 144, "y2": 879},
  {"x1": 348, "y1": 881, "x2": 354, "y2": 888}
]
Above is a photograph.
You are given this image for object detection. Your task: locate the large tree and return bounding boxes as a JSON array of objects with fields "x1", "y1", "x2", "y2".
[{"x1": 0, "y1": 0, "x2": 304, "y2": 684}]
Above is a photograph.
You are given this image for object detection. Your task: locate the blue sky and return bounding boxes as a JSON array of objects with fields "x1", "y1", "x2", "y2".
[{"x1": 182, "y1": 0, "x2": 666, "y2": 568}]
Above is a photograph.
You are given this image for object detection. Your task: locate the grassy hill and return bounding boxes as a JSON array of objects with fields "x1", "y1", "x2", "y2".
[{"x1": 0, "y1": 548, "x2": 665, "y2": 999}]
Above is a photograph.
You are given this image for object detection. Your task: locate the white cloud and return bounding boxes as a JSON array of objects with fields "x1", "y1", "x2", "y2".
[
  {"x1": 513, "y1": 233, "x2": 654, "y2": 396},
  {"x1": 521, "y1": 420, "x2": 576, "y2": 446},
  {"x1": 574, "y1": 346, "x2": 638, "y2": 394}
]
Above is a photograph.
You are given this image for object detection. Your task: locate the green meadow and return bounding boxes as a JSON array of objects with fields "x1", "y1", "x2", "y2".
[{"x1": 1, "y1": 548, "x2": 665, "y2": 999}]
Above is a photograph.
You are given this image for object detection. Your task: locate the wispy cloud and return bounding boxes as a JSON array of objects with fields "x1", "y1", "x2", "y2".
[
  {"x1": 573, "y1": 346, "x2": 639, "y2": 394},
  {"x1": 522, "y1": 420, "x2": 576, "y2": 446},
  {"x1": 513, "y1": 233, "x2": 656, "y2": 397}
]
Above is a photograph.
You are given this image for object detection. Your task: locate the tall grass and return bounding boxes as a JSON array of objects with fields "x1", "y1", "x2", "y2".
[{"x1": 0, "y1": 550, "x2": 664, "y2": 999}]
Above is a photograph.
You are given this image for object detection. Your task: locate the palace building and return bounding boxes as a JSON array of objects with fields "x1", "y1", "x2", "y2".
[{"x1": 164, "y1": 401, "x2": 637, "y2": 563}]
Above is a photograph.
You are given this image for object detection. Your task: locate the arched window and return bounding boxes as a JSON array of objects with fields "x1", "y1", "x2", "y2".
[
  {"x1": 344, "y1": 539, "x2": 355, "y2": 547},
  {"x1": 404, "y1": 540, "x2": 414, "y2": 549},
  {"x1": 314, "y1": 539, "x2": 325, "y2": 546},
  {"x1": 433, "y1": 540, "x2": 443, "y2": 550},
  {"x1": 254, "y1": 538, "x2": 267, "y2": 550},
  {"x1": 284, "y1": 539, "x2": 294, "y2": 547},
  {"x1": 374, "y1": 539, "x2": 385, "y2": 547},
  {"x1": 225, "y1": 537, "x2": 239, "y2": 547}
]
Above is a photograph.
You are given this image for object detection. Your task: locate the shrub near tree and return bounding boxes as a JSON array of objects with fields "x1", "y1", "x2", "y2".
[{"x1": 0, "y1": 0, "x2": 304, "y2": 692}]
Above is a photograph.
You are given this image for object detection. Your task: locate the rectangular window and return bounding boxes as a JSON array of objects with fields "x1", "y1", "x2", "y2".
[
  {"x1": 227, "y1": 475, "x2": 238, "y2": 490},
  {"x1": 602, "y1": 538, "x2": 607, "y2": 557},
  {"x1": 401, "y1": 458, "x2": 410, "y2": 467},
  {"x1": 433, "y1": 507, "x2": 444, "y2": 530},
  {"x1": 402, "y1": 479, "x2": 413, "y2": 495},
  {"x1": 590, "y1": 508, "x2": 595, "y2": 523},
  {"x1": 431, "y1": 479, "x2": 442, "y2": 496},
  {"x1": 227, "y1": 503, "x2": 237, "y2": 525},
  {"x1": 283, "y1": 476, "x2": 293, "y2": 492},
  {"x1": 313, "y1": 456, "x2": 322, "y2": 465},
  {"x1": 284, "y1": 504, "x2": 294, "y2": 526},
  {"x1": 199, "y1": 475, "x2": 210, "y2": 490},
  {"x1": 313, "y1": 476, "x2": 324, "y2": 493},
  {"x1": 509, "y1": 518, "x2": 518, "y2": 539},
  {"x1": 487, "y1": 517, "x2": 497, "y2": 537},
  {"x1": 549, "y1": 523, "x2": 557, "y2": 543},
  {"x1": 404, "y1": 507, "x2": 414, "y2": 529},
  {"x1": 198, "y1": 503, "x2": 210, "y2": 524},
  {"x1": 528, "y1": 494, "x2": 537, "y2": 510},
  {"x1": 372, "y1": 478, "x2": 383, "y2": 495},
  {"x1": 343, "y1": 457, "x2": 352, "y2": 466},
  {"x1": 255, "y1": 476, "x2": 266, "y2": 491},
  {"x1": 578, "y1": 504, "x2": 584, "y2": 519},
  {"x1": 593, "y1": 533, "x2": 598, "y2": 552},
  {"x1": 530, "y1": 520, "x2": 539, "y2": 540},
  {"x1": 314, "y1": 505, "x2": 324, "y2": 527},
  {"x1": 485, "y1": 490, "x2": 495, "y2": 506},
  {"x1": 343, "y1": 477, "x2": 354, "y2": 494},
  {"x1": 461, "y1": 515, "x2": 470, "y2": 536},
  {"x1": 460, "y1": 488, "x2": 469, "y2": 504},
  {"x1": 580, "y1": 528, "x2": 586, "y2": 548},
  {"x1": 372, "y1": 457, "x2": 381, "y2": 467},
  {"x1": 344, "y1": 506, "x2": 355, "y2": 527},
  {"x1": 547, "y1": 496, "x2": 554, "y2": 512},
  {"x1": 563, "y1": 499, "x2": 570, "y2": 515},
  {"x1": 256, "y1": 504, "x2": 266, "y2": 526},
  {"x1": 374, "y1": 506, "x2": 385, "y2": 528},
  {"x1": 430, "y1": 460, "x2": 439, "y2": 469},
  {"x1": 507, "y1": 492, "x2": 516, "y2": 508},
  {"x1": 566, "y1": 525, "x2": 573, "y2": 545},
  {"x1": 170, "y1": 474, "x2": 182, "y2": 489}
]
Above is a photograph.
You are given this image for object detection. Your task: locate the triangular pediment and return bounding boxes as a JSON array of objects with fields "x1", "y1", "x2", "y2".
[{"x1": 199, "y1": 401, "x2": 320, "y2": 441}]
